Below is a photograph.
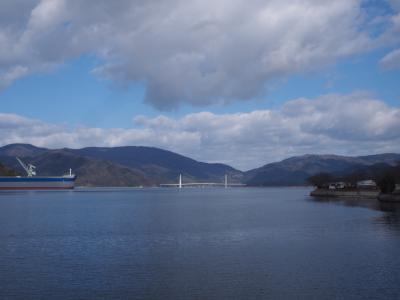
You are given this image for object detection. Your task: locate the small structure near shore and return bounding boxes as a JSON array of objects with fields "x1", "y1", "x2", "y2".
[
  {"x1": 357, "y1": 180, "x2": 377, "y2": 189},
  {"x1": 309, "y1": 164, "x2": 400, "y2": 201},
  {"x1": 310, "y1": 179, "x2": 379, "y2": 198},
  {"x1": 328, "y1": 182, "x2": 347, "y2": 190}
]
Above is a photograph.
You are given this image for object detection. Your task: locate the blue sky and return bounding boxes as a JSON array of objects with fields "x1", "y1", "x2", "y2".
[
  {"x1": 0, "y1": 0, "x2": 400, "y2": 169},
  {"x1": 1, "y1": 49, "x2": 399, "y2": 129}
]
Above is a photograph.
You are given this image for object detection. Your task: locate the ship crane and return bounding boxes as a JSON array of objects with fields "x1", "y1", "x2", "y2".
[{"x1": 16, "y1": 157, "x2": 36, "y2": 177}]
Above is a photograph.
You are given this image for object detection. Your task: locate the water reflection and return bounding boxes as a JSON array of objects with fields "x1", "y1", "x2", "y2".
[
  {"x1": 309, "y1": 196, "x2": 380, "y2": 210},
  {"x1": 310, "y1": 196, "x2": 400, "y2": 232},
  {"x1": 374, "y1": 202, "x2": 400, "y2": 232}
]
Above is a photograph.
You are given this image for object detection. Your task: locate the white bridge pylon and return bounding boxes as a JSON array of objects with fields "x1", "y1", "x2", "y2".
[{"x1": 160, "y1": 174, "x2": 246, "y2": 188}]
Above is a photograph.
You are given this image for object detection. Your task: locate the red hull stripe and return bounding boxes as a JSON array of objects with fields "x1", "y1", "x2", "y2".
[{"x1": 0, "y1": 187, "x2": 74, "y2": 190}]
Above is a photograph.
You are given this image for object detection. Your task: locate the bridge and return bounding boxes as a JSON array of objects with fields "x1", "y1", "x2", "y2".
[{"x1": 160, "y1": 174, "x2": 246, "y2": 188}]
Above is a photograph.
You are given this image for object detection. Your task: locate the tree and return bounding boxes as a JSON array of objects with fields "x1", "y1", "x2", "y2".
[
  {"x1": 308, "y1": 172, "x2": 334, "y2": 188},
  {"x1": 377, "y1": 174, "x2": 396, "y2": 194},
  {"x1": 375, "y1": 162, "x2": 400, "y2": 194},
  {"x1": 342, "y1": 170, "x2": 367, "y2": 187}
]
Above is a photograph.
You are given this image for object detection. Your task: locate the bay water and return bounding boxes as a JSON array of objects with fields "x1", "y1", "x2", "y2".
[{"x1": 1, "y1": 187, "x2": 400, "y2": 299}]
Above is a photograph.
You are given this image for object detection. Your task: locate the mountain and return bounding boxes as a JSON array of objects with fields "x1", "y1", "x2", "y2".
[
  {"x1": 0, "y1": 144, "x2": 242, "y2": 186},
  {"x1": 64, "y1": 146, "x2": 242, "y2": 183},
  {"x1": 0, "y1": 150, "x2": 150, "y2": 187},
  {"x1": 0, "y1": 143, "x2": 47, "y2": 157},
  {"x1": 0, "y1": 143, "x2": 398, "y2": 187},
  {"x1": 244, "y1": 154, "x2": 400, "y2": 186}
]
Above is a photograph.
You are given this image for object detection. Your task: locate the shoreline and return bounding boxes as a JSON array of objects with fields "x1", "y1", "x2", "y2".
[{"x1": 310, "y1": 188, "x2": 379, "y2": 199}]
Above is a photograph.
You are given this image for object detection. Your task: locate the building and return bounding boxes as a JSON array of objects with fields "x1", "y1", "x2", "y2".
[
  {"x1": 328, "y1": 182, "x2": 346, "y2": 190},
  {"x1": 357, "y1": 180, "x2": 377, "y2": 189}
]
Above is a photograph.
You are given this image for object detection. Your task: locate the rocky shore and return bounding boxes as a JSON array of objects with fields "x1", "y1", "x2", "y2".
[
  {"x1": 377, "y1": 191, "x2": 400, "y2": 202},
  {"x1": 310, "y1": 188, "x2": 379, "y2": 198}
]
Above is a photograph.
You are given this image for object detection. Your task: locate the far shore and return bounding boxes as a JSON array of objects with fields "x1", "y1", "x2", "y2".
[{"x1": 310, "y1": 188, "x2": 379, "y2": 199}]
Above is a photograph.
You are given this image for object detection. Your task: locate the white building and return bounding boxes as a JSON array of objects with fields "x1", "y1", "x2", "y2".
[
  {"x1": 328, "y1": 182, "x2": 346, "y2": 189},
  {"x1": 357, "y1": 180, "x2": 377, "y2": 189}
]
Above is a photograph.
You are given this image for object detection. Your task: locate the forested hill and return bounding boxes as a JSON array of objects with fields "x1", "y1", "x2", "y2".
[
  {"x1": 0, "y1": 144, "x2": 399, "y2": 187},
  {"x1": 0, "y1": 144, "x2": 242, "y2": 186},
  {"x1": 243, "y1": 154, "x2": 400, "y2": 186}
]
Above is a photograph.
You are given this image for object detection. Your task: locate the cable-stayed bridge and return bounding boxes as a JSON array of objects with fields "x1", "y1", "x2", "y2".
[{"x1": 160, "y1": 174, "x2": 246, "y2": 188}]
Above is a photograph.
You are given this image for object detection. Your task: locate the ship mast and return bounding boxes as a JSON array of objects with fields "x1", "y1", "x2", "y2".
[{"x1": 16, "y1": 157, "x2": 36, "y2": 177}]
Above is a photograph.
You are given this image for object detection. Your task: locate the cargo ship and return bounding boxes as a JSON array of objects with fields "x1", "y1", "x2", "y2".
[{"x1": 0, "y1": 158, "x2": 76, "y2": 190}]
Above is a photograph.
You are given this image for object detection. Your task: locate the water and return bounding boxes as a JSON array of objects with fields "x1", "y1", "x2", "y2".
[{"x1": 1, "y1": 187, "x2": 400, "y2": 299}]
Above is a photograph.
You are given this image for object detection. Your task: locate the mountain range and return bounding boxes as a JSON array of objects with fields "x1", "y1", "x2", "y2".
[
  {"x1": 244, "y1": 154, "x2": 400, "y2": 186},
  {"x1": 0, "y1": 144, "x2": 242, "y2": 186},
  {"x1": 0, "y1": 143, "x2": 399, "y2": 186}
]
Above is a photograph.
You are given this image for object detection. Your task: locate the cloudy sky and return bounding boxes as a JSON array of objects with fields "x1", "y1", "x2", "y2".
[{"x1": 1, "y1": 0, "x2": 400, "y2": 170}]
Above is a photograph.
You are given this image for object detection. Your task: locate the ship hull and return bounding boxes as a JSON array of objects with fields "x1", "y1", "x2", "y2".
[{"x1": 0, "y1": 176, "x2": 76, "y2": 190}]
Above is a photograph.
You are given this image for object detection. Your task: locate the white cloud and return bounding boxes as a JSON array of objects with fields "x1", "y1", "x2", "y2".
[
  {"x1": 389, "y1": 0, "x2": 400, "y2": 11},
  {"x1": 0, "y1": 0, "x2": 388, "y2": 109},
  {"x1": 383, "y1": 48, "x2": 400, "y2": 69},
  {"x1": 0, "y1": 66, "x2": 29, "y2": 89},
  {"x1": 1, "y1": 93, "x2": 399, "y2": 170},
  {"x1": 378, "y1": 1, "x2": 400, "y2": 69}
]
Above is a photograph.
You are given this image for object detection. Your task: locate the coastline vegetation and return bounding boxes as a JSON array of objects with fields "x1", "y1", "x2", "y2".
[
  {"x1": 308, "y1": 162, "x2": 400, "y2": 194},
  {"x1": 0, "y1": 163, "x2": 19, "y2": 177}
]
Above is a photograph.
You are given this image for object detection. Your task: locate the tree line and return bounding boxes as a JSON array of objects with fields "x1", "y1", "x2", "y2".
[
  {"x1": 308, "y1": 162, "x2": 400, "y2": 194},
  {"x1": 0, "y1": 162, "x2": 20, "y2": 177}
]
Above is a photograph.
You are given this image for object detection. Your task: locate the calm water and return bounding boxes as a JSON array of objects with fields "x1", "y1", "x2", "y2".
[{"x1": 1, "y1": 187, "x2": 400, "y2": 299}]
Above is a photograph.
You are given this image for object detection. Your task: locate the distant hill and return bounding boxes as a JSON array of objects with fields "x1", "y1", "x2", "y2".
[
  {"x1": 0, "y1": 144, "x2": 242, "y2": 186},
  {"x1": 0, "y1": 143, "x2": 398, "y2": 187},
  {"x1": 64, "y1": 146, "x2": 242, "y2": 183},
  {"x1": 0, "y1": 143, "x2": 47, "y2": 157},
  {"x1": 244, "y1": 154, "x2": 400, "y2": 186}
]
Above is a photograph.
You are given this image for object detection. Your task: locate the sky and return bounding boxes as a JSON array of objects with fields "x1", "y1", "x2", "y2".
[{"x1": 0, "y1": 0, "x2": 400, "y2": 170}]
